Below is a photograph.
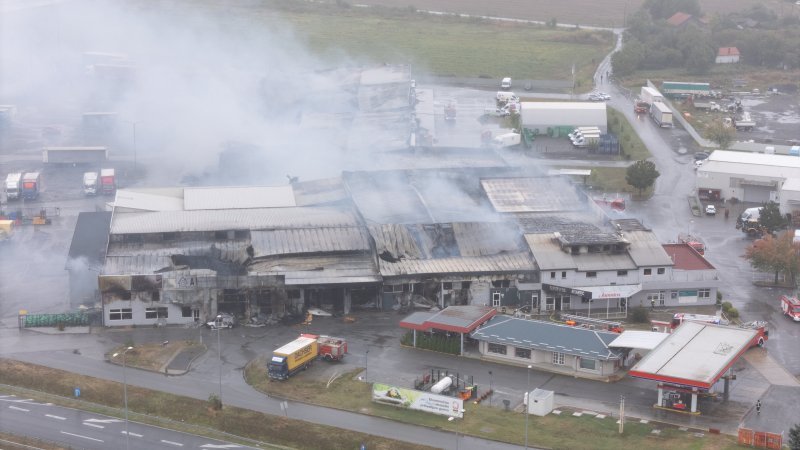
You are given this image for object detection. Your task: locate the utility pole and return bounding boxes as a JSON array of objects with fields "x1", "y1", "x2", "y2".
[{"x1": 619, "y1": 395, "x2": 625, "y2": 434}]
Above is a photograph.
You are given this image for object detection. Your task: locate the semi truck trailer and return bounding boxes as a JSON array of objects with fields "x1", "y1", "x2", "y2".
[
  {"x1": 650, "y1": 102, "x2": 673, "y2": 128},
  {"x1": 43, "y1": 147, "x2": 108, "y2": 165}
]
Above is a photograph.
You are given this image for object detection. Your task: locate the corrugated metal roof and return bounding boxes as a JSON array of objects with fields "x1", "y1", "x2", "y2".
[
  {"x1": 248, "y1": 253, "x2": 380, "y2": 285},
  {"x1": 524, "y1": 234, "x2": 576, "y2": 270},
  {"x1": 292, "y1": 177, "x2": 349, "y2": 206},
  {"x1": 103, "y1": 255, "x2": 173, "y2": 274},
  {"x1": 624, "y1": 230, "x2": 674, "y2": 267},
  {"x1": 107, "y1": 240, "x2": 250, "y2": 264},
  {"x1": 114, "y1": 189, "x2": 184, "y2": 212},
  {"x1": 471, "y1": 316, "x2": 622, "y2": 360},
  {"x1": 481, "y1": 178, "x2": 584, "y2": 213},
  {"x1": 183, "y1": 186, "x2": 296, "y2": 210},
  {"x1": 250, "y1": 227, "x2": 371, "y2": 257},
  {"x1": 110, "y1": 207, "x2": 359, "y2": 234},
  {"x1": 452, "y1": 222, "x2": 523, "y2": 256},
  {"x1": 378, "y1": 252, "x2": 535, "y2": 277},
  {"x1": 574, "y1": 253, "x2": 637, "y2": 271},
  {"x1": 629, "y1": 322, "x2": 757, "y2": 388}
]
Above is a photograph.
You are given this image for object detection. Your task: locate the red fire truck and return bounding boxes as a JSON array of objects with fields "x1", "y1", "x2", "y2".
[{"x1": 781, "y1": 295, "x2": 800, "y2": 322}]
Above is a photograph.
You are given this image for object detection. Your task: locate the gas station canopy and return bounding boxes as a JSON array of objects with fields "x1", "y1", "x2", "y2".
[{"x1": 629, "y1": 321, "x2": 757, "y2": 390}]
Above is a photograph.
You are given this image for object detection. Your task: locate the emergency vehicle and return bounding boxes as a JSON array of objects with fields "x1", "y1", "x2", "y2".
[
  {"x1": 781, "y1": 295, "x2": 800, "y2": 322},
  {"x1": 653, "y1": 313, "x2": 768, "y2": 348}
]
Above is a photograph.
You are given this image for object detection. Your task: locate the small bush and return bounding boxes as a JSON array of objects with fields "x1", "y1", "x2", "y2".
[
  {"x1": 208, "y1": 393, "x2": 222, "y2": 410},
  {"x1": 727, "y1": 307, "x2": 739, "y2": 319},
  {"x1": 629, "y1": 307, "x2": 649, "y2": 323}
]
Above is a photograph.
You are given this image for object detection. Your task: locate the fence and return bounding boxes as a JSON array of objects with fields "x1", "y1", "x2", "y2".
[
  {"x1": 737, "y1": 428, "x2": 782, "y2": 449},
  {"x1": 20, "y1": 313, "x2": 90, "y2": 328}
]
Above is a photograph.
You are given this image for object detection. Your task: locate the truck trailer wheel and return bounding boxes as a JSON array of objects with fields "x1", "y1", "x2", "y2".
[{"x1": 757, "y1": 337, "x2": 765, "y2": 347}]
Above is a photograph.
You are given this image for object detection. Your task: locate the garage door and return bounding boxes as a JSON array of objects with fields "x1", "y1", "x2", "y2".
[{"x1": 743, "y1": 185, "x2": 772, "y2": 203}]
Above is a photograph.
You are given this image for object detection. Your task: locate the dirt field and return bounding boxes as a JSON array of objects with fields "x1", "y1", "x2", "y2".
[{"x1": 350, "y1": 0, "x2": 788, "y2": 28}]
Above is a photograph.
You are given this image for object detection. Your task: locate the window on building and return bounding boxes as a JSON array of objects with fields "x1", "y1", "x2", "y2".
[
  {"x1": 383, "y1": 284, "x2": 403, "y2": 293},
  {"x1": 643, "y1": 268, "x2": 652, "y2": 276},
  {"x1": 152, "y1": 291, "x2": 160, "y2": 302},
  {"x1": 515, "y1": 348, "x2": 532, "y2": 359},
  {"x1": 145, "y1": 307, "x2": 168, "y2": 319},
  {"x1": 492, "y1": 292, "x2": 502, "y2": 307},
  {"x1": 181, "y1": 307, "x2": 192, "y2": 318},
  {"x1": 586, "y1": 271, "x2": 597, "y2": 278},
  {"x1": 579, "y1": 358, "x2": 597, "y2": 370},
  {"x1": 698, "y1": 288, "x2": 711, "y2": 298},
  {"x1": 488, "y1": 343, "x2": 507, "y2": 355},
  {"x1": 492, "y1": 280, "x2": 511, "y2": 288},
  {"x1": 287, "y1": 290, "x2": 301, "y2": 299},
  {"x1": 657, "y1": 267, "x2": 666, "y2": 275},
  {"x1": 443, "y1": 282, "x2": 453, "y2": 290},
  {"x1": 561, "y1": 271, "x2": 567, "y2": 279},
  {"x1": 550, "y1": 272, "x2": 556, "y2": 279},
  {"x1": 461, "y1": 281, "x2": 471, "y2": 289},
  {"x1": 109, "y1": 308, "x2": 132, "y2": 321},
  {"x1": 561, "y1": 297, "x2": 571, "y2": 310},
  {"x1": 552, "y1": 352, "x2": 565, "y2": 365},
  {"x1": 617, "y1": 270, "x2": 628, "y2": 276},
  {"x1": 545, "y1": 297, "x2": 555, "y2": 311}
]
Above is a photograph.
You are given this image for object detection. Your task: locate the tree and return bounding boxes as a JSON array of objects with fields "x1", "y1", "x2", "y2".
[
  {"x1": 744, "y1": 232, "x2": 800, "y2": 284},
  {"x1": 759, "y1": 201, "x2": 786, "y2": 234},
  {"x1": 789, "y1": 423, "x2": 800, "y2": 450},
  {"x1": 625, "y1": 160, "x2": 660, "y2": 197},
  {"x1": 705, "y1": 119, "x2": 735, "y2": 149}
]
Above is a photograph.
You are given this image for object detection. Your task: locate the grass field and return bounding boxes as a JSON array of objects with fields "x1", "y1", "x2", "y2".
[
  {"x1": 184, "y1": 0, "x2": 614, "y2": 84},
  {"x1": 244, "y1": 357, "x2": 740, "y2": 449}
]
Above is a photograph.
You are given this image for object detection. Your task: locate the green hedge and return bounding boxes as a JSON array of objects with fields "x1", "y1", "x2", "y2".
[{"x1": 401, "y1": 331, "x2": 461, "y2": 355}]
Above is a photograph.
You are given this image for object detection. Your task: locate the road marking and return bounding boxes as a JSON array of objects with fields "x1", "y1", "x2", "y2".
[
  {"x1": 161, "y1": 439, "x2": 184, "y2": 446},
  {"x1": 200, "y1": 445, "x2": 242, "y2": 448},
  {"x1": 85, "y1": 418, "x2": 123, "y2": 424},
  {"x1": 83, "y1": 422, "x2": 104, "y2": 429},
  {"x1": 60, "y1": 431, "x2": 103, "y2": 442},
  {"x1": 122, "y1": 431, "x2": 143, "y2": 438},
  {"x1": 9, "y1": 406, "x2": 30, "y2": 412},
  {"x1": 45, "y1": 414, "x2": 66, "y2": 420}
]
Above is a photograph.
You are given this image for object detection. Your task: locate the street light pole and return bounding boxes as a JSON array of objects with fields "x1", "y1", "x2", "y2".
[
  {"x1": 113, "y1": 346, "x2": 134, "y2": 450},
  {"x1": 488, "y1": 370, "x2": 493, "y2": 406},
  {"x1": 365, "y1": 348, "x2": 369, "y2": 382},
  {"x1": 216, "y1": 314, "x2": 223, "y2": 407},
  {"x1": 525, "y1": 364, "x2": 532, "y2": 450},
  {"x1": 448, "y1": 409, "x2": 465, "y2": 450}
]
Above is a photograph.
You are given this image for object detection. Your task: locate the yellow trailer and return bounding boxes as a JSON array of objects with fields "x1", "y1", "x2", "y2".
[{"x1": 268, "y1": 334, "x2": 319, "y2": 380}]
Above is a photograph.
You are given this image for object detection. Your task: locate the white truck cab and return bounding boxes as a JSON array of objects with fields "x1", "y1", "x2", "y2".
[{"x1": 500, "y1": 77, "x2": 512, "y2": 90}]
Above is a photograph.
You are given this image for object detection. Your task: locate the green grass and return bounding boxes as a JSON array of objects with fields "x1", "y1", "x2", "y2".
[
  {"x1": 579, "y1": 166, "x2": 653, "y2": 198},
  {"x1": 608, "y1": 107, "x2": 651, "y2": 161},
  {"x1": 177, "y1": 0, "x2": 614, "y2": 86},
  {"x1": 244, "y1": 358, "x2": 740, "y2": 450}
]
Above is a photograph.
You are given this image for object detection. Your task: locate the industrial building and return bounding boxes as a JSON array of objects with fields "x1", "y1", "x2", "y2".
[
  {"x1": 695, "y1": 150, "x2": 799, "y2": 204},
  {"x1": 520, "y1": 102, "x2": 607, "y2": 138}
]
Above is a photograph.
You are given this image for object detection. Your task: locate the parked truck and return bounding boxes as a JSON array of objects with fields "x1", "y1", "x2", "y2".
[
  {"x1": 568, "y1": 127, "x2": 601, "y2": 140},
  {"x1": 572, "y1": 133, "x2": 601, "y2": 147},
  {"x1": 268, "y1": 334, "x2": 348, "y2": 380},
  {"x1": 100, "y1": 168, "x2": 116, "y2": 195},
  {"x1": 492, "y1": 132, "x2": 521, "y2": 148},
  {"x1": 781, "y1": 295, "x2": 800, "y2": 322},
  {"x1": 4, "y1": 172, "x2": 22, "y2": 200},
  {"x1": 689, "y1": 97, "x2": 721, "y2": 111},
  {"x1": 83, "y1": 172, "x2": 99, "y2": 196},
  {"x1": 633, "y1": 99, "x2": 649, "y2": 115},
  {"x1": 660, "y1": 81, "x2": 711, "y2": 98},
  {"x1": 729, "y1": 112, "x2": 756, "y2": 131},
  {"x1": 650, "y1": 102, "x2": 673, "y2": 128},
  {"x1": 640, "y1": 86, "x2": 664, "y2": 106},
  {"x1": 43, "y1": 147, "x2": 108, "y2": 165},
  {"x1": 21, "y1": 172, "x2": 41, "y2": 200}
]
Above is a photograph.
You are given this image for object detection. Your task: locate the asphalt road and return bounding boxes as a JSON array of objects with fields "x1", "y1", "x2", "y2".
[{"x1": 0, "y1": 393, "x2": 260, "y2": 449}]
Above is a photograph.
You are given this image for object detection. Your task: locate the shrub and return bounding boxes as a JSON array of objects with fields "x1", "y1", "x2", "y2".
[{"x1": 208, "y1": 393, "x2": 222, "y2": 410}]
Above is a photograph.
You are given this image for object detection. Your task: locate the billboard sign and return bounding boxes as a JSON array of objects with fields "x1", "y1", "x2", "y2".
[{"x1": 372, "y1": 383, "x2": 464, "y2": 418}]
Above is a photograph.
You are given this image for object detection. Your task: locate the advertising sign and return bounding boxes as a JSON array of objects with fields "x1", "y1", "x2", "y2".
[{"x1": 372, "y1": 383, "x2": 464, "y2": 418}]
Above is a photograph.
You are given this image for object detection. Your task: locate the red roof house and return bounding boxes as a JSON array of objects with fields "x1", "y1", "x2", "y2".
[{"x1": 716, "y1": 47, "x2": 740, "y2": 64}]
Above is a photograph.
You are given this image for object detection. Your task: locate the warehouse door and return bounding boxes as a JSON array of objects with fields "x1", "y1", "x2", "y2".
[{"x1": 743, "y1": 185, "x2": 772, "y2": 203}]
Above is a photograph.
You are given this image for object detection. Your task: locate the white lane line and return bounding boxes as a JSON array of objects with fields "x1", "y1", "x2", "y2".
[
  {"x1": 161, "y1": 440, "x2": 184, "y2": 446},
  {"x1": 45, "y1": 414, "x2": 67, "y2": 420},
  {"x1": 83, "y1": 422, "x2": 104, "y2": 429},
  {"x1": 60, "y1": 431, "x2": 104, "y2": 442},
  {"x1": 9, "y1": 406, "x2": 30, "y2": 412},
  {"x1": 121, "y1": 431, "x2": 143, "y2": 438}
]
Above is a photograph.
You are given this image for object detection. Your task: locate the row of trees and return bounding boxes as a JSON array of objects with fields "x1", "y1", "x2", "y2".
[{"x1": 743, "y1": 202, "x2": 797, "y2": 284}]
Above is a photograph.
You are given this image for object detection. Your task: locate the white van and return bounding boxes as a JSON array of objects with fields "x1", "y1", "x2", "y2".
[
  {"x1": 501, "y1": 77, "x2": 512, "y2": 90},
  {"x1": 568, "y1": 127, "x2": 601, "y2": 140},
  {"x1": 496, "y1": 91, "x2": 517, "y2": 103}
]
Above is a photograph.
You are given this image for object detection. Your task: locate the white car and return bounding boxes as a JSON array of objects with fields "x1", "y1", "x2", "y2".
[
  {"x1": 207, "y1": 314, "x2": 236, "y2": 329},
  {"x1": 588, "y1": 93, "x2": 606, "y2": 102},
  {"x1": 706, "y1": 205, "x2": 717, "y2": 216},
  {"x1": 694, "y1": 160, "x2": 704, "y2": 167},
  {"x1": 590, "y1": 91, "x2": 611, "y2": 100}
]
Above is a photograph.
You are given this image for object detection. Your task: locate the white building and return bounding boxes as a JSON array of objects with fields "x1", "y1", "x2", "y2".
[
  {"x1": 520, "y1": 102, "x2": 607, "y2": 138},
  {"x1": 696, "y1": 150, "x2": 800, "y2": 204}
]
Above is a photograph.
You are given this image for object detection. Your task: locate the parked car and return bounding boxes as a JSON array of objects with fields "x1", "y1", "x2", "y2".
[
  {"x1": 706, "y1": 205, "x2": 717, "y2": 216},
  {"x1": 588, "y1": 93, "x2": 606, "y2": 102},
  {"x1": 694, "y1": 159, "x2": 705, "y2": 167},
  {"x1": 207, "y1": 314, "x2": 236, "y2": 329}
]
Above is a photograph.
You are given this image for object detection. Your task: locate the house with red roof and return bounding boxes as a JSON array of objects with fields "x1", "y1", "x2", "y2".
[
  {"x1": 661, "y1": 243, "x2": 718, "y2": 305},
  {"x1": 716, "y1": 47, "x2": 740, "y2": 64}
]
